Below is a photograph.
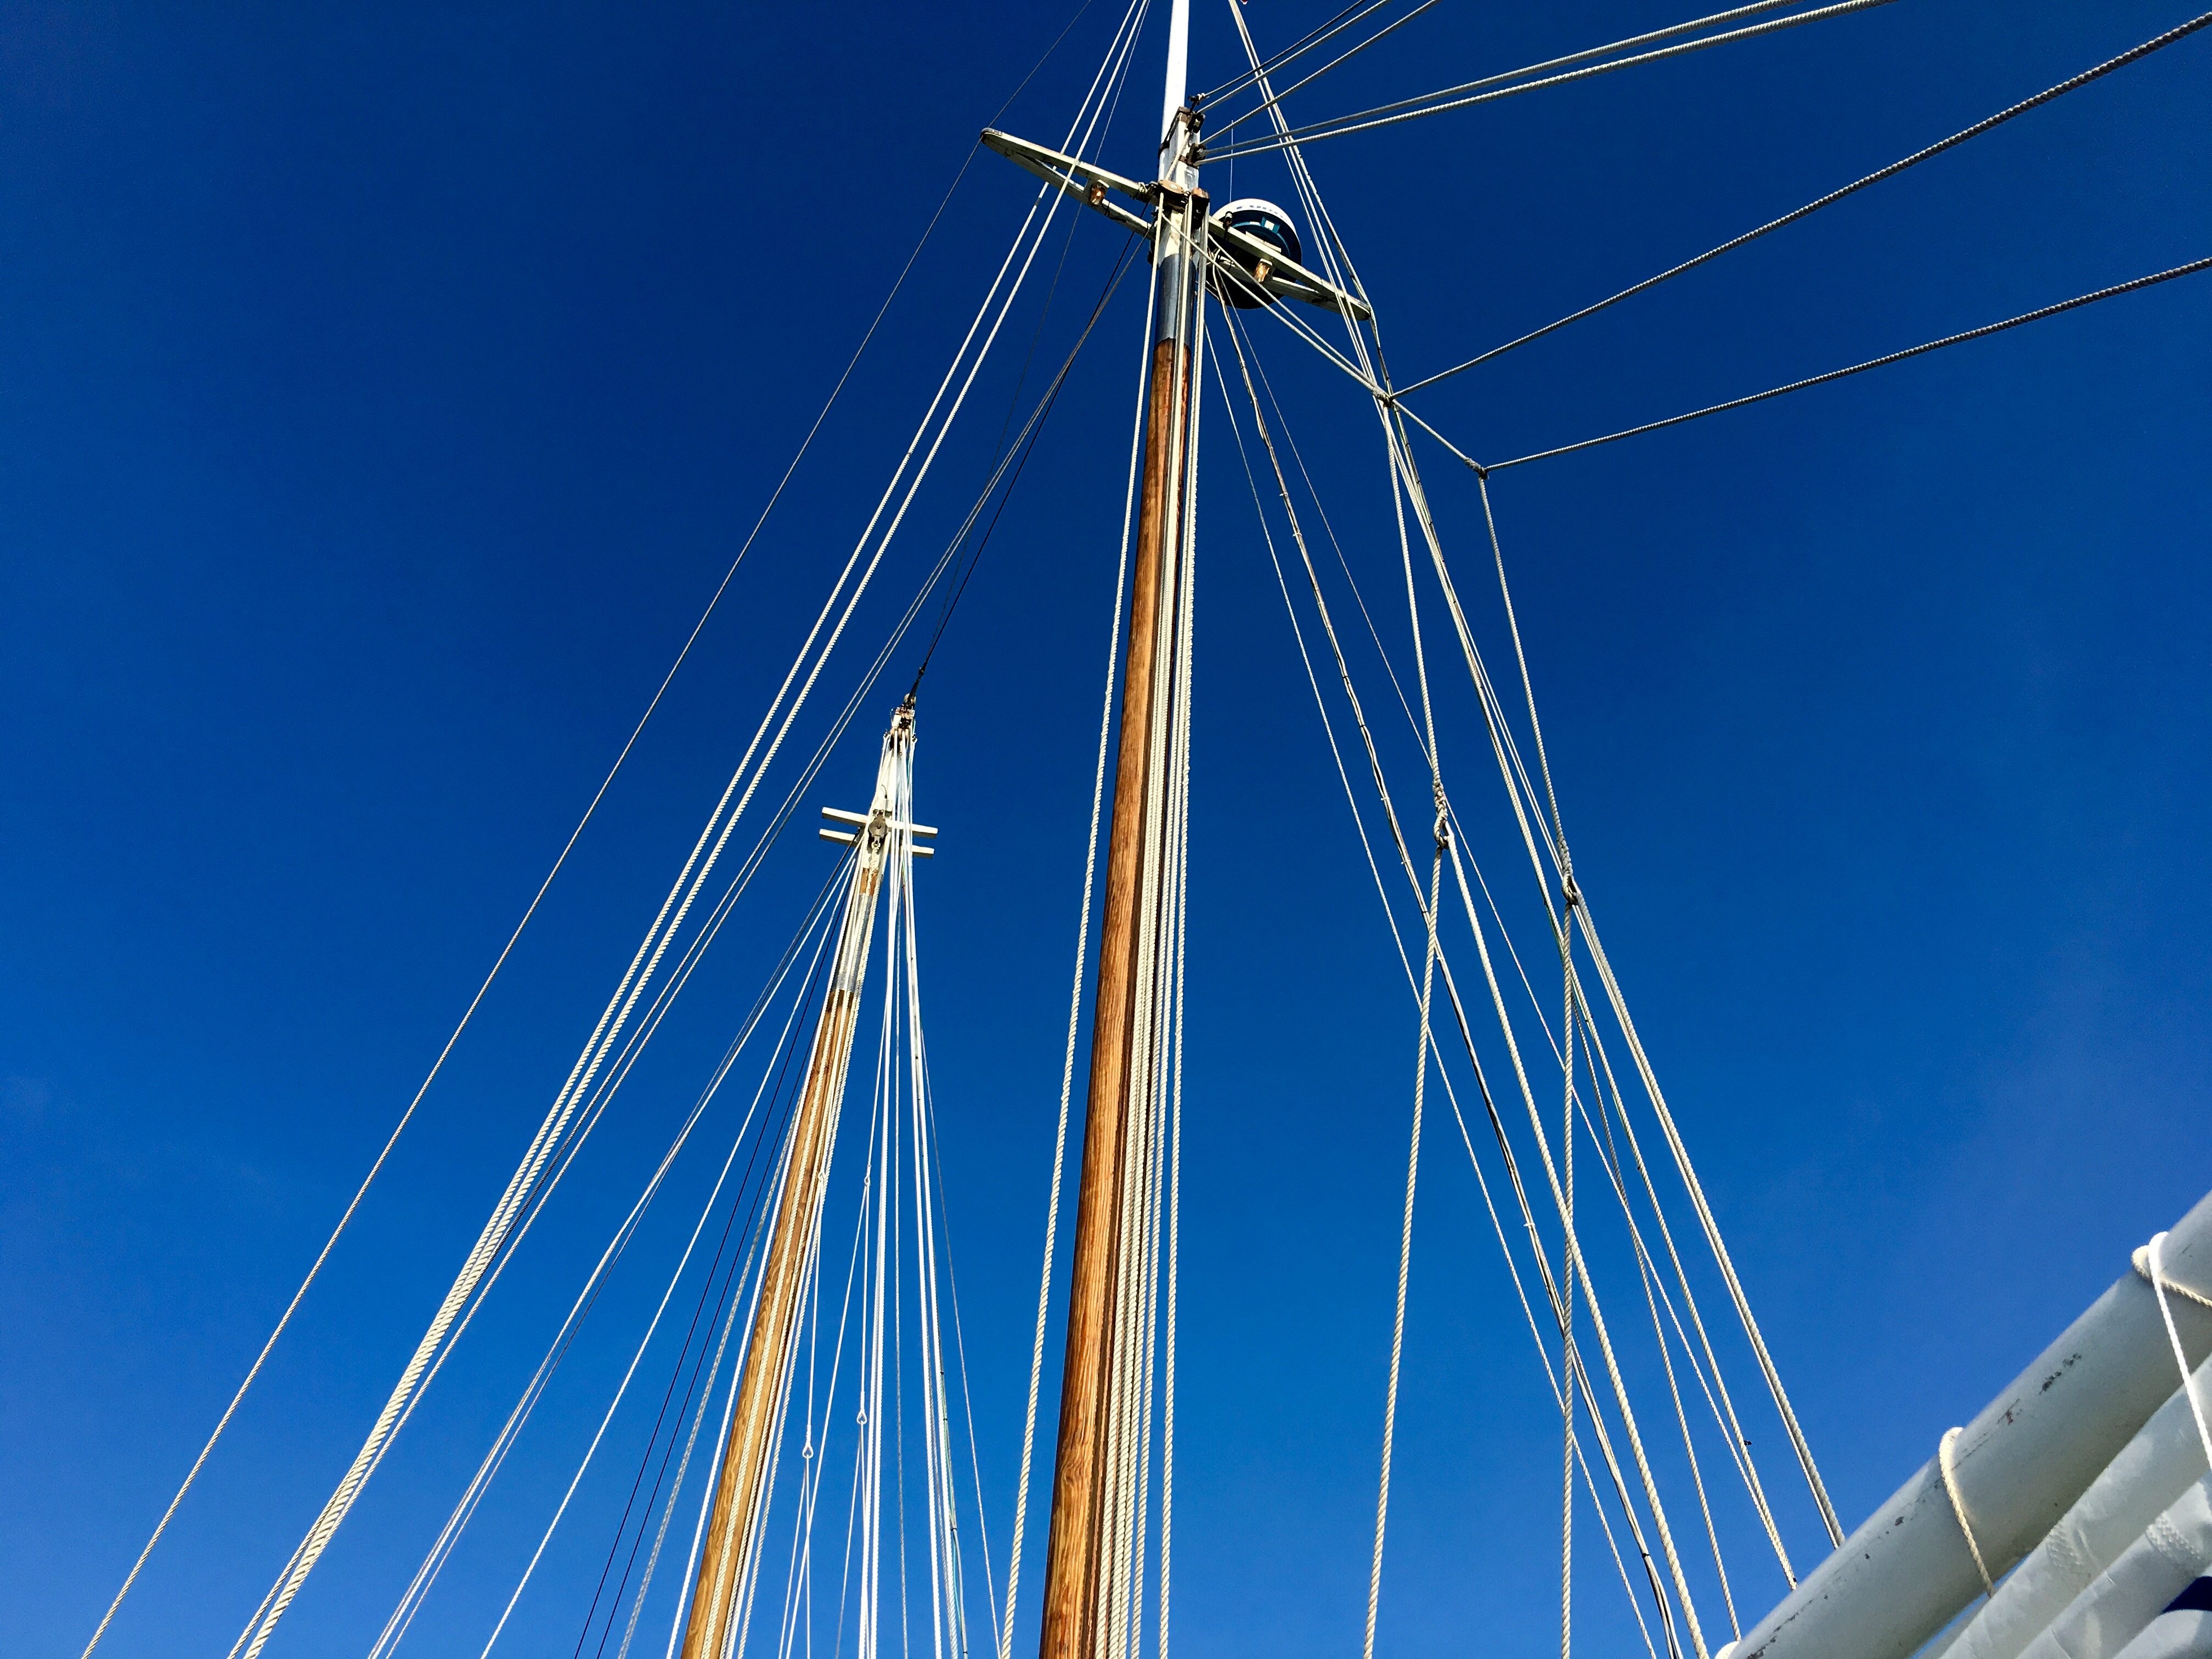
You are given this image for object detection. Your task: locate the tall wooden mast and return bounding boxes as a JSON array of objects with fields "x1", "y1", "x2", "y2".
[
  {"x1": 1035, "y1": 7, "x2": 1204, "y2": 1657},
  {"x1": 678, "y1": 702, "x2": 926, "y2": 1659}
]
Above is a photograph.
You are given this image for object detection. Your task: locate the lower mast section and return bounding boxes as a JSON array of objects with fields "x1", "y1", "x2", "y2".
[{"x1": 1035, "y1": 117, "x2": 1206, "y2": 1659}]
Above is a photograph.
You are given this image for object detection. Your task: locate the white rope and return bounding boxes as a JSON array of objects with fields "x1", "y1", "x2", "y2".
[
  {"x1": 1569, "y1": 1039, "x2": 1743, "y2": 1635},
  {"x1": 233, "y1": 16, "x2": 1150, "y2": 1648},
  {"x1": 1201, "y1": 0, "x2": 1901, "y2": 161},
  {"x1": 996, "y1": 132, "x2": 1156, "y2": 1659},
  {"x1": 1211, "y1": 300, "x2": 1661, "y2": 1658},
  {"x1": 1390, "y1": 390, "x2": 1810, "y2": 1621},
  {"x1": 1216, "y1": 31, "x2": 1716, "y2": 1647},
  {"x1": 614, "y1": 1147, "x2": 789, "y2": 1659},
  {"x1": 1364, "y1": 824, "x2": 1443, "y2": 1659},
  {"x1": 472, "y1": 887, "x2": 856, "y2": 1659},
  {"x1": 2144, "y1": 1233, "x2": 2212, "y2": 1469},
  {"x1": 1937, "y1": 1426, "x2": 1996, "y2": 1599},
  {"x1": 72, "y1": 125, "x2": 984, "y2": 1659},
  {"x1": 369, "y1": 879, "x2": 849, "y2": 1656}
]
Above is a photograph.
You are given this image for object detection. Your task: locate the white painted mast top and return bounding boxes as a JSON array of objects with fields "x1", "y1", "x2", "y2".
[{"x1": 1159, "y1": 0, "x2": 1193, "y2": 189}]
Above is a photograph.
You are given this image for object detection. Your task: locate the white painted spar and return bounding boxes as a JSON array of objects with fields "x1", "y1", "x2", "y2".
[
  {"x1": 1738, "y1": 1187, "x2": 2212, "y2": 1659},
  {"x1": 1158, "y1": 0, "x2": 1190, "y2": 184}
]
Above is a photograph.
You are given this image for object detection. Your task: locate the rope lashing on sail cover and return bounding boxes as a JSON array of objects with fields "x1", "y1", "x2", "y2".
[
  {"x1": 1421, "y1": 256, "x2": 2212, "y2": 475},
  {"x1": 227, "y1": 27, "x2": 1147, "y2": 1654},
  {"x1": 2142, "y1": 1233, "x2": 2212, "y2": 1469},
  {"x1": 75, "y1": 107, "x2": 990, "y2": 1659},
  {"x1": 1197, "y1": 0, "x2": 1900, "y2": 163},
  {"x1": 1396, "y1": 5, "x2": 2212, "y2": 396},
  {"x1": 1938, "y1": 1426, "x2": 1999, "y2": 1600}
]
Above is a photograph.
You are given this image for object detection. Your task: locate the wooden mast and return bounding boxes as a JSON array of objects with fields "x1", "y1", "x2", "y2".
[
  {"x1": 1035, "y1": 8, "x2": 1202, "y2": 1654},
  {"x1": 678, "y1": 703, "x2": 918, "y2": 1659}
]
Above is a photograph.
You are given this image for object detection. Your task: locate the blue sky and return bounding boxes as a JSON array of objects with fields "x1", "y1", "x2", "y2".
[{"x1": 3, "y1": 3, "x2": 2208, "y2": 1657}]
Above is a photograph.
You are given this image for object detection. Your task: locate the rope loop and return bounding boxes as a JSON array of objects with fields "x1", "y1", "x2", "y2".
[
  {"x1": 2134, "y1": 1238, "x2": 2212, "y2": 1312},
  {"x1": 2142, "y1": 1232, "x2": 2212, "y2": 1471},
  {"x1": 1937, "y1": 1426, "x2": 1996, "y2": 1599}
]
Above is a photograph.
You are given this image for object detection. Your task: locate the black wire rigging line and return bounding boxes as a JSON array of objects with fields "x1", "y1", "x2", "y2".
[
  {"x1": 1199, "y1": 0, "x2": 1898, "y2": 163},
  {"x1": 1194, "y1": 0, "x2": 1387, "y2": 106},
  {"x1": 1410, "y1": 255, "x2": 2212, "y2": 475},
  {"x1": 1396, "y1": 5, "x2": 2212, "y2": 396},
  {"x1": 1209, "y1": 0, "x2": 1442, "y2": 139}
]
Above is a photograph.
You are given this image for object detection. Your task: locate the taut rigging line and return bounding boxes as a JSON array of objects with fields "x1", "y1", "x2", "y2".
[
  {"x1": 1197, "y1": 0, "x2": 1900, "y2": 163},
  {"x1": 1404, "y1": 254, "x2": 2212, "y2": 476},
  {"x1": 1396, "y1": 5, "x2": 2212, "y2": 396}
]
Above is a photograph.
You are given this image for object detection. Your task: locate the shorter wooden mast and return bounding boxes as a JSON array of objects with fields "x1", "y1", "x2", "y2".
[{"x1": 679, "y1": 702, "x2": 919, "y2": 1659}]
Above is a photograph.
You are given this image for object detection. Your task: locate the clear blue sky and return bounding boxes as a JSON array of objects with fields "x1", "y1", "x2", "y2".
[{"x1": 3, "y1": 3, "x2": 2207, "y2": 1657}]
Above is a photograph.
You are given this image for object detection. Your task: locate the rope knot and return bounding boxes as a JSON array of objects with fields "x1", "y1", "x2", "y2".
[
  {"x1": 1562, "y1": 871, "x2": 1583, "y2": 911},
  {"x1": 2134, "y1": 1237, "x2": 2212, "y2": 1311}
]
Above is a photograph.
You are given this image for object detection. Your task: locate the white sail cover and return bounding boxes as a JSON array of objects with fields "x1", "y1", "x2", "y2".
[
  {"x1": 1738, "y1": 1189, "x2": 2212, "y2": 1659},
  {"x1": 2111, "y1": 1601, "x2": 2212, "y2": 1659},
  {"x1": 1946, "y1": 1361, "x2": 2212, "y2": 1659},
  {"x1": 2013, "y1": 1478, "x2": 2212, "y2": 1659}
]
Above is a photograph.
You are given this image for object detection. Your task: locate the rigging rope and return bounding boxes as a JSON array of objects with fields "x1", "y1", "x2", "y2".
[
  {"x1": 1194, "y1": 0, "x2": 1386, "y2": 105},
  {"x1": 1420, "y1": 397, "x2": 1839, "y2": 1573},
  {"x1": 1476, "y1": 473, "x2": 1806, "y2": 1575},
  {"x1": 1337, "y1": 202, "x2": 1717, "y2": 1643},
  {"x1": 1211, "y1": 30, "x2": 1720, "y2": 1646},
  {"x1": 368, "y1": 873, "x2": 850, "y2": 1657},
  {"x1": 1211, "y1": 301, "x2": 1666, "y2": 1658},
  {"x1": 1396, "y1": 5, "x2": 2212, "y2": 395},
  {"x1": 997, "y1": 129, "x2": 1158, "y2": 1659},
  {"x1": 1200, "y1": 0, "x2": 1899, "y2": 162},
  {"x1": 232, "y1": 21, "x2": 1145, "y2": 1646},
  {"x1": 75, "y1": 106, "x2": 991, "y2": 1659},
  {"x1": 1363, "y1": 821, "x2": 1444, "y2": 1659},
  {"x1": 1430, "y1": 255, "x2": 2212, "y2": 473},
  {"x1": 913, "y1": 232, "x2": 1143, "y2": 693},
  {"x1": 1210, "y1": 0, "x2": 1440, "y2": 139}
]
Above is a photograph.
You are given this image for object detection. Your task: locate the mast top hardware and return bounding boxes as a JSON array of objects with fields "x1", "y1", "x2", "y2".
[
  {"x1": 979, "y1": 127, "x2": 1372, "y2": 320},
  {"x1": 819, "y1": 803, "x2": 936, "y2": 856},
  {"x1": 1212, "y1": 198, "x2": 1301, "y2": 310}
]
